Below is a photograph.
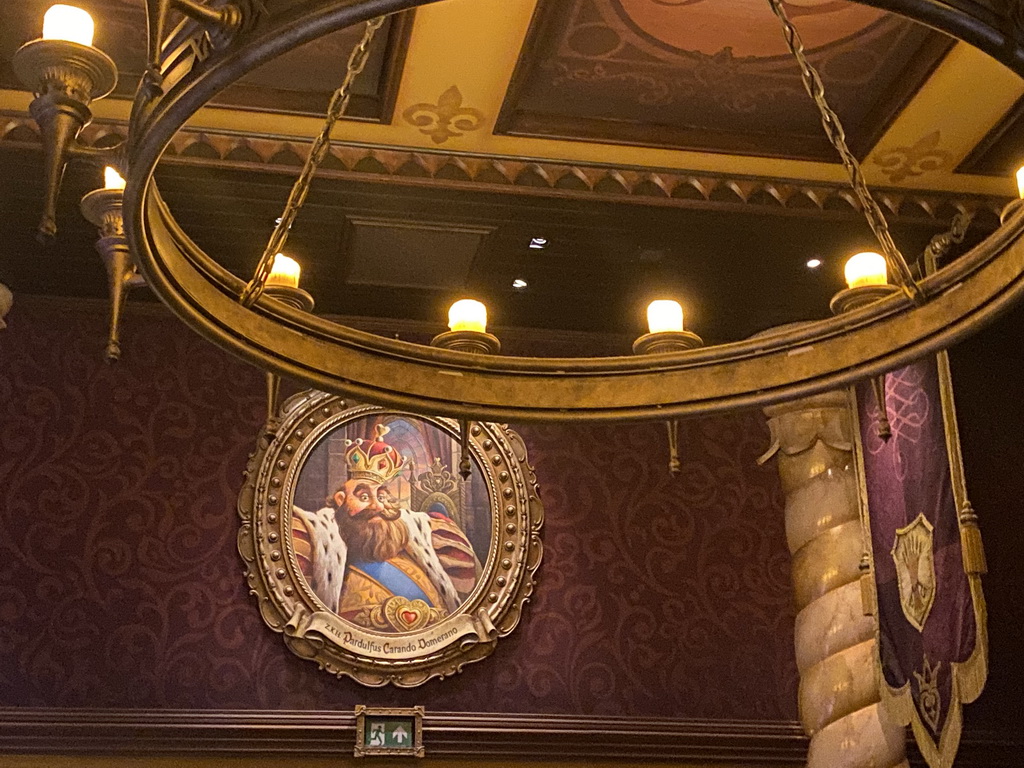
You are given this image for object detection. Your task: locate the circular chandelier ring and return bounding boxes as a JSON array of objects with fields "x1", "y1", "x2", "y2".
[{"x1": 125, "y1": 0, "x2": 1024, "y2": 423}]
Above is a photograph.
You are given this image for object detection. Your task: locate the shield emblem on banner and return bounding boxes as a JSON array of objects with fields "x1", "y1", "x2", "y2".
[{"x1": 891, "y1": 513, "x2": 937, "y2": 631}]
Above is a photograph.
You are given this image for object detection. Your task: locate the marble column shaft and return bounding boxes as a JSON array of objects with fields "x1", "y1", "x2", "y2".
[{"x1": 763, "y1": 392, "x2": 907, "y2": 768}]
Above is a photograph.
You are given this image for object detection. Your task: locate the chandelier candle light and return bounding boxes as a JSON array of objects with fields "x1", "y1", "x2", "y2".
[
  {"x1": 830, "y1": 251, "x2": 900, "y2": 314},
  {"x1": 43, "y1": 4, "x2": 95, "y2": 46},
  {"x1": 261, "y1": 254, "x2": 314, "y2": 312},
  {"x1": 103, "y1": 165, "x2": 126, "y2": 191},
  {"x1": 265, "y1": 254, "x2": 303, "y2": 290},
  {"x1": 432, "y1": 299, "x2": 501, "y2": 355},
  {"x1": 632, "y1": 299, "x2": 703, "y2": 356}
]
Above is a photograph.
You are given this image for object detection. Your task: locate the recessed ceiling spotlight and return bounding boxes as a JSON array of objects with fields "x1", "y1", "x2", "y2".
[
  {"x1": 512, "y1": 278, "x2": 528, "y2": 290},
  {"x1": 529, "y1": 237, "x2": 548, "y2": 250},
  {"x1": 806, "y1": 258, "x2": 822, "y2": 269}
]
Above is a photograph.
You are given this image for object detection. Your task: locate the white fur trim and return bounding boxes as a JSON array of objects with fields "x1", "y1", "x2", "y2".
[
  {"x1": 293, "y1": 505, "x2": 347, "y2": 613},
  {"x1": 294, "y1": 505, "x2": 459, "y2": 614},
  {"x1": 400, "y1": 509, "x2": 460, "y2": 612}
]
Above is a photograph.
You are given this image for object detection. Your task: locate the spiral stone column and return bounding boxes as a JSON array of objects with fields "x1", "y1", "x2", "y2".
[{"x1": 762, "y1": 392, "x2": 907, "y2": 768}]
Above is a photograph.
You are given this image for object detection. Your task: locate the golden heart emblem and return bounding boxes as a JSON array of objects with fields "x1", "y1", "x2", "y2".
[{"x1": 383, "y1": 596, "x2": 432, "y2": 631}]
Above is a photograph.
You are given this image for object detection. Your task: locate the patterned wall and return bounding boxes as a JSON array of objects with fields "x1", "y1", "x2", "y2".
[{"x1": 0, "y1": 298, "x2": 796, "y2": 718}]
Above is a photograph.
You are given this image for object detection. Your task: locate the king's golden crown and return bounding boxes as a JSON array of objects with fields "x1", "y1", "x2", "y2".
[{"x1": 345, "y1": 424, "x2": 407, "y2": 484}]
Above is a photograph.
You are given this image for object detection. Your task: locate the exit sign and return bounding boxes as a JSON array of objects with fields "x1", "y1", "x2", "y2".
[{"x1": 354, "y1": 706, "x2": 424, "y2": 757}]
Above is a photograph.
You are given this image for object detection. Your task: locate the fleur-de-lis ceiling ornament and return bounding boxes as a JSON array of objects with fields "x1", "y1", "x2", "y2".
[
  {"x1": 873, "y1": 130, "x2": 952, "y2": 184},
  {"x1": 402, "y1": 85, "x2": 485, "y2": 144}
]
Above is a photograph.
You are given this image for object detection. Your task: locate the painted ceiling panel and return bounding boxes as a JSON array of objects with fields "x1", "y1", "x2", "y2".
[{"x1": 497, "y1": 0, "x2": 953, "y2": 161}]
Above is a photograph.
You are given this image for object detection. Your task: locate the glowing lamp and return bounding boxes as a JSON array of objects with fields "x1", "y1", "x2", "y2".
[
  {"x1": 43, "y1": 5, "x2": 95, "y2": 46},
  {"x1": 103, "y1": 166, "x2": 125, "y2": 191},
  {"x1": 448, "y1": 299, "x2": 487, "y2": 333},
  {"x1": 844, "y1": 251, "x2": 888, "y2": 290},
  {"x1": 1016, "y1": 165, "x2": 1024, "y2": 199},
  {"x1": 266, "y1": 254, "x2": 301, "y2": 289},
  {"x1": 646, "y1": 300, "x2": 684, "y2": 334}
]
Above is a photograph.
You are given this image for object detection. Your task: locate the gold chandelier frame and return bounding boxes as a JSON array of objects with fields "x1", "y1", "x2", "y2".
[{"x1": 109, "y1": 0, "x2": 1024, "y2": 421}]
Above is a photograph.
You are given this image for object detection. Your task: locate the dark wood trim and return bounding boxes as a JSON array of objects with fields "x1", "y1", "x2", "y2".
[
  {"x1": 1, "y1": 115, "x2": 1007, "y2": 226},
  {"x1": 497, "y1": 110, "x2": 842, "y2": 164},
  {"x1": 206, "y1": 10, "x2": 416, "y2": 122},
  {"x1": 492, "y1": 0, "x2": 545, "y2": 140},
  {"x1": 0, "y1": 709, "x2": 807, "y2": 762},
  {"x1": 204, "y1": 84, "x2": 386, "y2": 121},
  {"x1": 375, "y1": 9, "x2": 416, "y2": 125},
  {"x1": 0, "y1": 709, "x2": 1018, "y2": 765},
  {"x1": 956, "y1": 93, "x2": 1024, "y2": 177}
]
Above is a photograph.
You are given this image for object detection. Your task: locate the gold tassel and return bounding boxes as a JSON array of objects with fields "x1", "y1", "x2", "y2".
[{"x1": 959, "y1": 502, "x2": 987, "y2": 575}]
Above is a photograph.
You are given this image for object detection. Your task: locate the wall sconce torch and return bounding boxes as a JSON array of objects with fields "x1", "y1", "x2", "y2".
[
  {"x1": 633, "y1": 300, "x2": 704, "y2": 476},
  {"x1": 13, "y1": 5, "x2": 118, "y2": 241},
  {"x1": 79, "y1": 166, "x2": 145, "y2": 362},
  {"x1": 14, "y1": 3, "x2": 253, "y2": 241}
]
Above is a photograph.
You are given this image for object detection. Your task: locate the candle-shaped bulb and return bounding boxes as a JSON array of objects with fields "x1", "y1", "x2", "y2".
[
  {"x1": 646, "y1": 299, "x2": 684, "y2": 334},
  {"x1": 1015, "y1": 165, "x2": 1024, "y2": 199},
  {"x1": 844, "y1": 251, "x2": 888, "y2": 289},
  {"x1": 448, "y1": 299, "x2": 487, "y2": 333},
  {"x1": 266, "y1": 254, "x2": 301, "y2": 289},
  {"x1": 103, "y1": 166, "x2": 125, "y2": 191},
  {"x1": 43, "y1": 4, "x2": 95, "y2": 46}
]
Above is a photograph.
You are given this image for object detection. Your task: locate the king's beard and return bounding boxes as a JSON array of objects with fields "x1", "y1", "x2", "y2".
[{"x1": 339, "y1": 505, "x2": 409, "y2": 563}]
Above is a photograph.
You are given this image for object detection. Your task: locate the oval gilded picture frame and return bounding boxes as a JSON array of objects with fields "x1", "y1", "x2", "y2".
[{"x1": 238, "y1": 391, "x2": 544, "y2": 687}]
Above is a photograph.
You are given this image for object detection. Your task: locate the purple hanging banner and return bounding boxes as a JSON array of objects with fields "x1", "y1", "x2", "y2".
[{"x1": 854, "y1": 353, "x2": 987, "y2": 768}]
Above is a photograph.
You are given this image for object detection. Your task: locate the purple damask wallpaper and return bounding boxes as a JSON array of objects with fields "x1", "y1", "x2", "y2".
[{"x1": 0, "y1": 297, "x2": 797, "y2": 718}]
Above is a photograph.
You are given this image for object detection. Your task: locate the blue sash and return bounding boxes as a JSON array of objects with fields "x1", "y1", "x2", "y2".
[{"x1": 349, "y1": 559, "x2": 434, "y2": 606}]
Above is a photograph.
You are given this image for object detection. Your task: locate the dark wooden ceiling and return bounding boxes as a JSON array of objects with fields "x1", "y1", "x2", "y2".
[{"x1": 0, "y1": 139, "x2": 995, "y2": 346}]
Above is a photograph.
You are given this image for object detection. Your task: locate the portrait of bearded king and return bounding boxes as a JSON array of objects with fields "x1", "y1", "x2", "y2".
[{"x1": 291, "y1": 425, "x2": 480, "y2": 633}]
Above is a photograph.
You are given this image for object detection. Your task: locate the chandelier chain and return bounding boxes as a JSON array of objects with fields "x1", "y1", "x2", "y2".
[
  {"x1": 240, "y1": 15, "x2": 386, "y2": 307},
  {"x1": 765, "y1": 0, "x2": 922, "y2": 302}
]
